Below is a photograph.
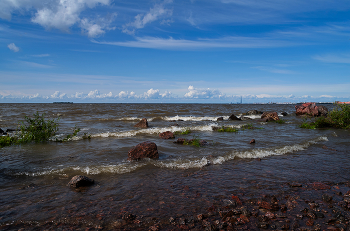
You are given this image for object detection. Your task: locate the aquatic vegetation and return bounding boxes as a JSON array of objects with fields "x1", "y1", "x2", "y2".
[
  {"x1": 183, "y1": 137, "x2": 202, "y2": 147},
  {"x1": 0, "y1": 136, "x2": 17, "y2": 148},
  {"x1": 241, "y1": 123, "x2": 255, "y2": 130},
  {"x1": 217, "y1": 126, "x2": 238, "y2": 132},
  {"x1": 56, "y1": 126, "x2": 81, "y2": 142},
  {"x1": 174, "y1": 129, "x2": 191, "y2": 135},
  {"x1": 274, "y1": 119, "x2": 286, "y2": 124},
  {"x1": 300, "y1": 103, "x2": 350, "y2": 129}
]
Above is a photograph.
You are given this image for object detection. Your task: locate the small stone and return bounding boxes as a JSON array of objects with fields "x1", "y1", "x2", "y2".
[
  {"x1": 229, "y1": 114, "x2": 241, "y2": 120},
  {"x1": 322, "y1": 194, "x2": 333, "y2": 202},
  {"x1": 217, "y1": 117, "x2": 224, "y2": 121},
  {"x1": 127, "y1": 141, "x2": 159, "y2": 161},
  {"x1": 159, "y1": 131, "x2": 175, "y2": 139},
  {"x1": 249, "y1": 139, "x2": 255, "y2": 144},
  {"x1": 68, "y1": 175, "x2": 94, "y2": 188}
]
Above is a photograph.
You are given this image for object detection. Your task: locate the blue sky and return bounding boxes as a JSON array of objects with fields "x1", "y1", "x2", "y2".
[{"x1": 1, "y1": 0, "x2": 349, "y2": 103}]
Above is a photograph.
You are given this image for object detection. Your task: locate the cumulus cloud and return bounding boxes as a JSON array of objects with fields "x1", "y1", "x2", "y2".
[
  {"x1": 117, "y1": 91, "x2": 136, "y2": 99},
  {"x1": 184, "y1": 85, "x2": 224, "y2": 99},
  {"x1": 122, "y1": 0, "x2": 173, "y2": 35},
  {"x1": 8, "y1": 43, "x2": 19, "y2": 52},
  {"x1": 0, "y1": 0, "x2": 114, "y2": 37},
  {"x1": 87, "y1": 89, "x2": 113, "y2": 98},
  {"x1": 143, "y1": 88, "x2": 172, "y2": 99},
  {"x1": 80, "y1": 13, "x2": 117, "y2": 37},
  {"x1": 51, "y1": 91, "x2": 67, "y2": 99}
]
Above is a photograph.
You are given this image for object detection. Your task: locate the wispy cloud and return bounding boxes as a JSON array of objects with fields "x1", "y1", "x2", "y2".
[
  {"x1": 252, "y1": 66, "x2": 295, "y2": 74},
  {"x1": 7, "y1": 43, "x2": 19, "y2": 52},
  {"x1": 122, "y1": 0, "x2": 173, "y2": 35},
  {"x1": 313, "y1": 54, "x2": 350, "y2": 64},
  {"x1": 31, "y1": 54, "x2": 50, "y2": 57},
  {"x1": 20, "y1": 61, "x2": 53, "y2": 68}
]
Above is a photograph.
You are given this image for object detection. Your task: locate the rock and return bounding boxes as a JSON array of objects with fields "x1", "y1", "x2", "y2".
[
  {"x1": 0, "y1": 128, "x2": 4, "y2": 133},
  {"x1": 281, "y1": 112, "x2": 288, "y2": 116},
  {"x1": 212, "y1": 126, "x2": 219, "y2": 131},
  {"x1": 134, "y1": 118, "x2": 149, "y2": 128},
  {"x1": 217, "y1": 117, "x2": 224, "y2": 121},
  {"x1": 261, "y1": 112, "x2": 280, "y2": 121},
  {"x1": 322, "y1": 194, "x2": 333, "y2": 202},
  {"x1": 127, "y1": 141, "x2": 159, "y2": 161},
  {"x1": 250, "y1": 139, "x2": 255, "y2": 144},
  {"x1": 295, "y1": 102, "x2": 328, "y2": 117},
  {"x1": 257, "y1": 118, "x2": 269, "y2": 122},
  {"x1": 241, "y1": 116, "x2": 253, "y2": 120},
  {"x1": 244, "y1": 110, "x2": 263, "y2": 115},
  {"x1": 171, "y1": 123, "x2": 179, "y2": 126},
  {"x1": 68, "y1": 175, "x2": 94, "y2": 188},
  {"x1": 318, "y1": 105, "x2": 328, "y2": 116},
  {"x1": 229, "y1": 114, "x2": 241, "y2": 120},
  {"x1": 159, "y1": 131, "x2": 175, "y2": 139},
  {"x1": 174, "y1": 138, "x2": 186, "y2": 144},
  {"x1": 6, "y1": 129, "x2": 16, "y2": 132}
]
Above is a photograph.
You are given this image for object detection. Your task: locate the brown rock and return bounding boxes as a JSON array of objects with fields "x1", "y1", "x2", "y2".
[
  {"x1": 261, "y1": 112, "x2": 280, "y2": 121},
  {"x1": 127, "y1": 141, "x2": 159, "y2": 161},
  {"x1": 134, "y1": 118, "x2": 149, "y2": 128},
  {"x1": 250, "y1": 139, "x2": 255, "y2": 144},
  {"x1": 174, "y1": 138, "x2": 186, "y2": 144},
  {"x1": 159, "y1": 131, "x2": 175, "y2": 139},
  {"x1": 68, "y1": 175, "x2": 94, "y2": 188},
  {"x1": 217, "y1": 117, "x2": 224, "y2": 121},
  {"x1": 229, "y1": 114, "x2": 241, "y2": 120}
]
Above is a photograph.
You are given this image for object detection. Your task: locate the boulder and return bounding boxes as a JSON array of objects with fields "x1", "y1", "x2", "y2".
[
  {"x1": 217, "y1": 117, "x2": 224, "y2": 121},
  {"x1": 318, "y1": 106, "x2": 328, "y2": 116},
  {"x1": 134, "y1": 118, "x2": 149, "y2": 128},
  {"x1": 281, "y1": 112, "x2": 288, "y2": 116},
  {"x1": 229, "y1": 114, "x2": 241, "y2": 120},
  {"x1": 0, "y1": 128, "x2": 4, "y2": 134},
  {"x1": 295, "y1": 102, "x2": 327, "y2": 117},
  {"x1": 68, "y1": 175, "x2": 94, "y2": 188},
  {"x1": 127, "y1": 141, "x2": 158, "y2": 161},
  {"x1": 261, "y1": 112, "x2": 280, "y2": 121},
  {"x1": 159, "y1": 131, "x2": 175, "y2": 139}
]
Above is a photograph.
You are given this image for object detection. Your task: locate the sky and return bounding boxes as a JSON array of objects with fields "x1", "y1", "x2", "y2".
[{"x1": 0, "y1": 0, "x2": 349, "y2": 103}]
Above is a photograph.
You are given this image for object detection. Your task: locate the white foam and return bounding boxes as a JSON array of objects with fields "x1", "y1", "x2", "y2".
[
  {"x1": 162, "y1": 115, "x2": 229, "y2": 121},
  {"x1": 155, "y1": 157, "x2": 209, "y2": 169}
]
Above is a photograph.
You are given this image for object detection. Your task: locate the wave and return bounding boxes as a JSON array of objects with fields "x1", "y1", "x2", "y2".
[
  {"x1": 13, "y1": 136, "x2": 328, "y2": 176},
  {"x1": 111, "y1": 115, "x2": 230, "y2": 122}
]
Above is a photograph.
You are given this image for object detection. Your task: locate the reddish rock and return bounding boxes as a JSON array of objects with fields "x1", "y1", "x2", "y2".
[
  {"x1": 217, "y1": 117, "x2": 224, "y2": 121},
  {"x1": 309, "y1": 182, "x2": 331, "y2": 190},
  {"x1": 295, "y1": 102, "x2": 328, "y2": 117},
  {"x1": 229, "y1": 114, "x2": 241, "y2": 120},
  {"x1": 127, "y1": 141, "x2": 159, "y2": 161},
  {"x1": 174, "y1": 138, "x2": 186, "y2": 144},
  {"x1": 249, "y1": 139, "x2": 255, "y2": 144},
  {"x1": 68, "y1": 175, "x2": 94, "y2": 188},
  {"x1": 261, "y1": 112, "x2": 280, "y2": 121},
  {"x1": 134, "y1": 118, "x2": 149, "y2": 128},
  {"x1": 159, "y1": 131, "x2": 175, "y2": 139}
]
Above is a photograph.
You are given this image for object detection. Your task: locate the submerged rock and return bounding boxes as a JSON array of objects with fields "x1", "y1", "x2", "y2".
[
  {"x1": 128, "y1": 141, "x2": 159, "y2": 161},
  {"x1": 281, "y1": 112, "x2": 288, "y2": 116},
  {"x1": 217, "y1": 117, "x2": 224, "y2": 121},
  {"x1": 5, "y1": 128, "x2": 16, "y2": 133},
  {"x1": 68, "y1": 175, "x2": 94, "y2": 188},
  {"x1": 134, "y1": 118, "x2": 149, "y2": 128},
  {"x1": 159, "y1": 131, "x2": 175, "y2": 139},
  {"x1": 249, "y1": 139, "x2": 255, "y2": 144},
  {"x1": 0, "y1": 128, "x2": 4, "y2": 134},
  {"x1": 261, "y1": 112, "x2": 280, "y2": 121},
  {"x1": 174, "y1": 138, "x2": 186, "y2": 144}
]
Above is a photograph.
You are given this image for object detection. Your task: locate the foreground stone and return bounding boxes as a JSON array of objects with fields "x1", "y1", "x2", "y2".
[
  {"x1": 128, "y1": 141, "x2": 159, "y2": 161},
  {"x1": 134, "y1": 118, "x2": 149, "y2": 128},
  {"x1": 68, "y1": 175, "x2": 94, "y2": 188},
  {"x1": 261, "y1": 112, "x2": 280, "y2": 121},
  {"x1": 295, "y1": 102, "x2": 328, "y2": 117},
  {"x1": 159, "y1": 131, "x2": 175, "y2": 139},
  {"x1": 243, "y1": 110, "x2": 263, "y2": 115}
]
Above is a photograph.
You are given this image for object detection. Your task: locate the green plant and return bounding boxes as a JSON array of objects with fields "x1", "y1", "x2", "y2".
[
  {"x1": 175, "y1": 129, "x2": 191, "y2": 135},
  {"x1": 19, "y1": 112, "x2": 59, "y2": 143},
  {"x1": 300, "y1": 103, "x2": 350, "y2": 129},
  {"x1": 57, "y1": 125, "x2": 81, "y2": 142},
  {"x1": 183, "y1": 136, "x2": 202, "y2": 147},
  {"x1": 0, "y1": 136, "x2": 18, "y2": 148},
  {"x1": 217, "y1": 126, "x2": 238, "y2": 132},
  {"x1": 241, "y1": 123, "x2": 255, "y2": 130},
  {"x1": 82, "y1": 133, "x2": 92, "y2": 139},
  {"x1": 274, "y1": 119, "x2": 286, "y2": 124}
]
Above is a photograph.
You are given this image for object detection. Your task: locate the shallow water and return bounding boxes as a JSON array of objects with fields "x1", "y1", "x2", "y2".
[{"x1": 0, "y1": 103, "x2": 349, "y2": 228}]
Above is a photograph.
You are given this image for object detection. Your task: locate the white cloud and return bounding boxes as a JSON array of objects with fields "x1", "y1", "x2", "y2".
[
  {"x1": 122, "y1": 0, "x2": 173, "y2": 34},
  {"x1": 51, "y1": 91, "x2": 67, "y2": 99},
  {"x1": 31, "y1": 54, "x2": 50, "y2": 57},
  {"x1": 80, "y1": 13, "x2": 117, "y2": 37},
  {"x1": 313, "y1": 54, "x2": 350, "y2": 64},
  {"x1": 143, "y1": 88, "x2": 172, "y2": 99},
  {"x1": 8, "y1": 43, "x2": 19, "y2": 52},
  {"x1": 0, "y1": 0, "x2": 114, "y2": 37},
  {"x1": 184, "y1": 85, "x2": 224, "y2": 99}
]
